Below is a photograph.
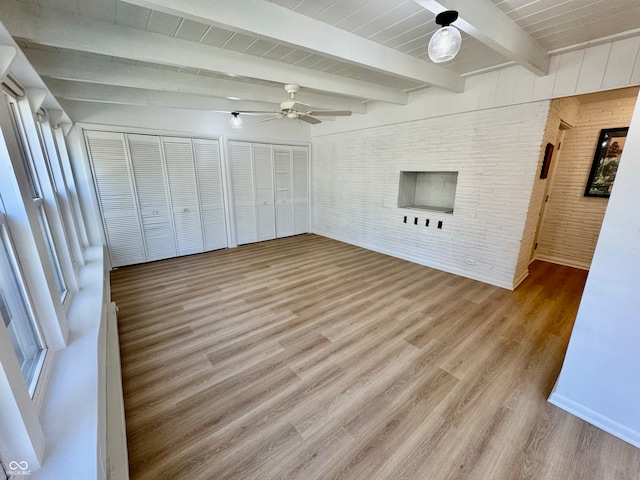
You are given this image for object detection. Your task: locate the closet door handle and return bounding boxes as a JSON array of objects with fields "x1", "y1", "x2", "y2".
[
  {"x1": 183, "y1": 208, "x2": 189, "y2": 213},
  {"x1": 153, "y1": 210, "x2": 159, "y2": 215}
]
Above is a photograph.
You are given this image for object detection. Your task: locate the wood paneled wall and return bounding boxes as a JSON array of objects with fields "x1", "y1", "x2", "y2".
[{"x1": 536, "y1": 89, "x2": 639, "y2": 269}]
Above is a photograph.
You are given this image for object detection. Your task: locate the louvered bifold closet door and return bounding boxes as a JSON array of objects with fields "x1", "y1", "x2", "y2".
[
  {"x1": 274, "y1": 146, "x2": 293, "y2": 238},
  {"x1": 252, "y1": 144, "x2": 276, "y2": 241},
  {"x1": 127, "y1": 134, "x2": 177, "y2": 261},
  {"x1": 162, "y1": 137, "x2": 204, "y2": 256},
  {"x1": 292, "y1": 146, "x2": 310, "y2": 235},
  {"x1": 85, "y1": 130, "x2": 145, "y2": 267},
  {"x1": 193, "y1": 138, "x2": 227, "y2": 251},
  {"x1": 229, "y1": 142, "x2": 257, "y2": 245}
]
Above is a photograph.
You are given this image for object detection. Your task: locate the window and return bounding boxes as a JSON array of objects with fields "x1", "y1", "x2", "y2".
[
  {"x1": 5, "y1": 95, "x2": 69, "y2": 301},
  {"x1": 0, "y1": 213, "x2": 46, "y2": 394},
  {"x1": 35, "y1": 202, "x2": 67, "y2": 300},
  {"x1": 36, "y1": 119, "x2": 83, "y2": 265},
  {"x1": 7, "y1": 100, "x2": 39, "y2": 197},
  {"x1": 0, "y1": 74, "x2": 88, "y2": 474}
]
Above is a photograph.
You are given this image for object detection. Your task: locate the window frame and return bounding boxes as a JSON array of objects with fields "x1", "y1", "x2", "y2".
[
  {"x1": 0, "y1": 211, "x2": 48, "y2": 396},
  {"x1": 0, "y1": 57, "x2": 93, "y2": 475},
  {"x1": 5, "y1": 92, "x2": 78, "y2": 302},
  {"x1": 35, "y1": 118, "x2": 85, "y2": 268},
  {"x1": 34, "y1": 200, "x2": 68, "y2": 303},
  {"x1": 0, "y1": 88, "x2": 69, "y2": 403}
]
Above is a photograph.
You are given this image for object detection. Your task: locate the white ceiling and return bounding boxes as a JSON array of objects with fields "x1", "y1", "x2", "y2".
[{"x1": 1, "y1": 0, "x2": 639, "y2": 116}]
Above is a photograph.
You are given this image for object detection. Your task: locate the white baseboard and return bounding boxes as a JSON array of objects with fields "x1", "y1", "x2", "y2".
[
  {"x1": 315, "y1": 231, "x2": 515, "y2": 290},
  {"x1": 106, "y1": 302, "x2": 130, "y2": 480},
  {"x1": 548, "y1": 391, "x2": 640, "y2": 449}
]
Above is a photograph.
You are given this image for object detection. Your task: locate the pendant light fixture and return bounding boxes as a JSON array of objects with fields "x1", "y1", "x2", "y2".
[
  {"x1": 428, "y1": 10, "x2": 462, "y2": 63},
  {"x1": 230, "y1": 111, "x2": 243, "y2": 129}
]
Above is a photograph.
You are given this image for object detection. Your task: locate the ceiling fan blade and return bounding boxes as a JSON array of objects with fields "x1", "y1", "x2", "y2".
[
  {"x1": 307, "y1": 110, "x2": 352, "y2": 116},
  {"x1": 234, "y1": 110, "x2": 280, "y2": 115},
  {"x1": 298, "y1": 115, "x2": 321, "y2": 125},
  {"x1": 258, "y1": 116, "x2": 283, "y2": 123}
]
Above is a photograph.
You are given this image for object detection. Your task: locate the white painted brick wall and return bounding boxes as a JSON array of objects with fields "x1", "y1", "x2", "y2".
[
  {"x1": 536, "y1": 91, "x2": 638, "y2": 269},
  {"x1": 312, "y1": 102, "x2": 549, "y2": 289},
  {"x1": 311, "y1": 34, "x2": 640, "y2": 288}
]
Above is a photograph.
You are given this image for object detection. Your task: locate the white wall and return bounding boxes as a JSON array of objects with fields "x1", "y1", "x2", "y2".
[
  {"x1": 536, "y1": 88, "x2": 639, "y2": 269},
  {"x1": 549, "y1": 93, "x2": 640, "y2": 448},
  {"x1": 312, "y1": 101, "x2": 549, "y2": 289},
  {"x1": 61, "y1": 101, "x2": 311, "y2": 247}
]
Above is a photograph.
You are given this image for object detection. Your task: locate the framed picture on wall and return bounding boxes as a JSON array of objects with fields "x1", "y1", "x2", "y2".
[{"x1": 584, "y1": 127, "x2": 628, "y2": 197}]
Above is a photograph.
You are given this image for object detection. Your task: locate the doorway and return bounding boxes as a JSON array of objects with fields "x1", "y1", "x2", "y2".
[
  {"x1": 531, "y1": 121, "x2": 570, "y2": 262},
  {"x1": 531, "y1": 87, "x2": 639, "y2": 270}
]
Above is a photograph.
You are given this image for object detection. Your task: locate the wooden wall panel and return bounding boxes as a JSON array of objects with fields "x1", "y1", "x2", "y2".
[{"x1": 535, "y1": 91, "x2": 639, "y2": 269}]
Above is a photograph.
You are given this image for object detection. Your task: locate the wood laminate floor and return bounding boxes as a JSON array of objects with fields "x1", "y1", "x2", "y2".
[{"x1": 111, "y1": 234, "x2": 640, "y2": 480}]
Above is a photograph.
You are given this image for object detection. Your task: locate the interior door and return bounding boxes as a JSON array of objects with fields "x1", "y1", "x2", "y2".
[
  {"x1": 532, "y1": 125, "x2": 568, "y2": 261},
  {"x1": 229, "y1": 141, "x2": 258, "y2": 245},
  {"x1": 193, "y1": 138, "x2": 227, "y2": 251},
  {"x1": 292, "y1": 146, "x2": 309, "y2": 235},
  {"x1": 127, "y1": 133, "x2": 176, "y2": 261},
  {"x1": 273, "y1": 146, "x2": 293, "y2": 238},
  {"x1": 252, "y1": 144, "x2": 276, "y2": 241},
  {"x1": 85, "y1": 130, "x2": 146, "y2": 267},
  {"x1": 162, "y1": 137, "x2": 204, "y2": 256}
]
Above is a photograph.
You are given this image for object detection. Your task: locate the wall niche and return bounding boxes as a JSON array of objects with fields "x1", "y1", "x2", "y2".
[{"x1": 398, "y1": 171, "x2": 458, "y2": 213}]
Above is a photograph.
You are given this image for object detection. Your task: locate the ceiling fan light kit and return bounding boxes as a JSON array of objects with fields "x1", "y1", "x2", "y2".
[
  {"x1": 428, "y1": 10, "x2": 462, "y2": 63},
  {"x1": 230, "y1": 111, "x2": 243, "y2": 129}
]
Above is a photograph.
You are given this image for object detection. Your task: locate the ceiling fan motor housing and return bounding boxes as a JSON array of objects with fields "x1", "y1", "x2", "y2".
[{"x1": 284, "y1": 84, "x2": 300, "y2": 96}]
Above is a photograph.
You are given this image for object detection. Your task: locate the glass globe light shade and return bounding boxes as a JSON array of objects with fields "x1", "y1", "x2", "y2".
[
  {"x1": 230, "y1": 113, "x2": 243, "y2": 129},
  {"x1": 428, "y1": 26, "x2": 462, "y2": 63}
]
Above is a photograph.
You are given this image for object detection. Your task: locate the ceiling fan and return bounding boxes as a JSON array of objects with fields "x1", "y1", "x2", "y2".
[{"x1": 232, "y1": 84, "x2": 352, "y2": 125}]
